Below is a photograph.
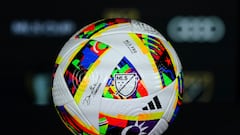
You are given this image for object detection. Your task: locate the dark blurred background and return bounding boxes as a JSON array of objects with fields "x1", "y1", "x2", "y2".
[{"x1": 0, "y1": 0, "x2": 239, "y2": 134}]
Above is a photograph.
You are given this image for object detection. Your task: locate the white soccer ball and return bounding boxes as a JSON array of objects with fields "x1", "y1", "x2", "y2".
[{"x1": 52, "y1": 18, "x2": 184, "y2": 135}]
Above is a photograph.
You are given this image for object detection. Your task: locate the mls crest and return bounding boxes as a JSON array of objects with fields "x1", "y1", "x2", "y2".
[{"x1": 114, "y1": 73, "x2": 138, "y2": 97}]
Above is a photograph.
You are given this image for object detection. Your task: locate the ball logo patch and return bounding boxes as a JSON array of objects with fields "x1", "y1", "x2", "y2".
[{"x1": 115, "y1": 73, "x2": 138, "y2": 97}]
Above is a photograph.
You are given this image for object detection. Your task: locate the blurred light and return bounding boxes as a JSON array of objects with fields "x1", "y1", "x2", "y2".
[
  {"x1": 10, "y1": 19, "x2": 76, "y2": 37},
  {"x1": 183, "y1": 71, "x2": 214, "y2": 103},
  {"x1": 32, "y1": 73, "x2": 51, "y2": 106},
  {"x1": 102, "y1": 8, "x2": 140, "y2": 19},
  {"x1": 167, "y1": 16, "x2": 225, "y2": 43}
]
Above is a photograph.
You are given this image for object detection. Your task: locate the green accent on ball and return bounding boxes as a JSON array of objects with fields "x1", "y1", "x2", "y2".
[
  {"x1": 72, "y1": 59, "x2": 80, "y2": 70},
  {"x1": 83, "y1": 132, "x2": 89, "y2": 135},
  {"x1": 98, "y1": 43, "x2": 108, "y2": 50},
  {"x1": 89, "y1": 40, "x2": 96, "y2": 46},
  {"x1": 136, "y1": 92, "x2": 141, "y2": 98},
  {"x1": 119, "y1": 64, "x2": 130, "y2": 73},
  {"x1": 163, "y1": 73, "x2": 173, "y2": 86},
  {"x1": 99, "y1": 118, "x2": 108, "y2": 134},
  {"x1": 104, "y1": 90, "x2": 114, "y2": 98}
]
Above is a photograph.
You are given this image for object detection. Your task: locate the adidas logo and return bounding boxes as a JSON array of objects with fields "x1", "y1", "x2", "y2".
[{"x1": 142, "y1": 96, "x2": 162, "y2": 110}]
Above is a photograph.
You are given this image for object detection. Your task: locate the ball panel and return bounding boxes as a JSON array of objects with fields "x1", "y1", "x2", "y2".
[
  {"x1": 168, "y1": 71, "x2": 184, "y2": 124},
  {"x1": 133, "y1": 33, "x2": 177, "y2": 87},
  {"x1": 55, "y1": 101, "x2": 99, "y2": 135},
  {"x1": 71, "y1": 18, "x2": 166, "y2": 42},
  {"x1": 100, "y1": 78, "x2": 177, "y2": 116},
  {"x1": 130, "y1": 19, "x2": 164, "y2": 40},
  {"x1": 160, "y1": 40, "x2": 182, "y2": 74},
  {"x1": 63, "y1": 39, "x2": 110, "y2": 97},
  {"x1": 72, "y1": 41, "x2": 134, "y2": 131},
  {"x1": 55, "y1": 38, "x2": 88, "y2": 67},
  {"x1": 74, "y1": 18, "x2": 131, "y2": 39},
  {"x1": 94, "y1": 32, "x2": 178, "y2": 94},
  {"x1": 98, "y1": 78, "x2": 178, "y2": 134},
  {"x1": 52, "y1": 67, "x2": 74, "y2": 106},
  {"x1": 94, "y1": 33, "x2": 162, "y2": 95},
  {"x1": 99, "y1": 115, "x2": 161, "y2": 135},
  {"x1": 149, "y1": 118, "x2": 168, "y2": 135}
]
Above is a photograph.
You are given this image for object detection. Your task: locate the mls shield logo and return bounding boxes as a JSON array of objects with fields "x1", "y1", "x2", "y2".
[{"x1": 114, "y1": 73, "x2": 138, "y2": 97}]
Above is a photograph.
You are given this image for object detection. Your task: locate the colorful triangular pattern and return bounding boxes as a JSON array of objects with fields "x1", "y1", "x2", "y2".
[
  {"x1": 102, "y1": 56, "x2": 148, "y2": 99},
  {"x1": 135, "y1": 34, "x2": 176, "y2": 88}
]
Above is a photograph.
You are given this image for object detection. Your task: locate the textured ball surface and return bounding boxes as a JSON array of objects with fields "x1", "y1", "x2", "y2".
[{"x1": 52, "y1": 18, "x2": 184, "y2": 135}]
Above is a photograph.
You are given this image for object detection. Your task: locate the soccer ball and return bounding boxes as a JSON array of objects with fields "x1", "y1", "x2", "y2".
[{"x1": 52, "y1": 18, "x2": 184, "y2": 135}]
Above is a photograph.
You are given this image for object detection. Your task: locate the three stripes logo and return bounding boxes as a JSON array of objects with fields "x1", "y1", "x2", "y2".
[{"x1": 142, "y1": 96, "x2": 162, "y2": 110}]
